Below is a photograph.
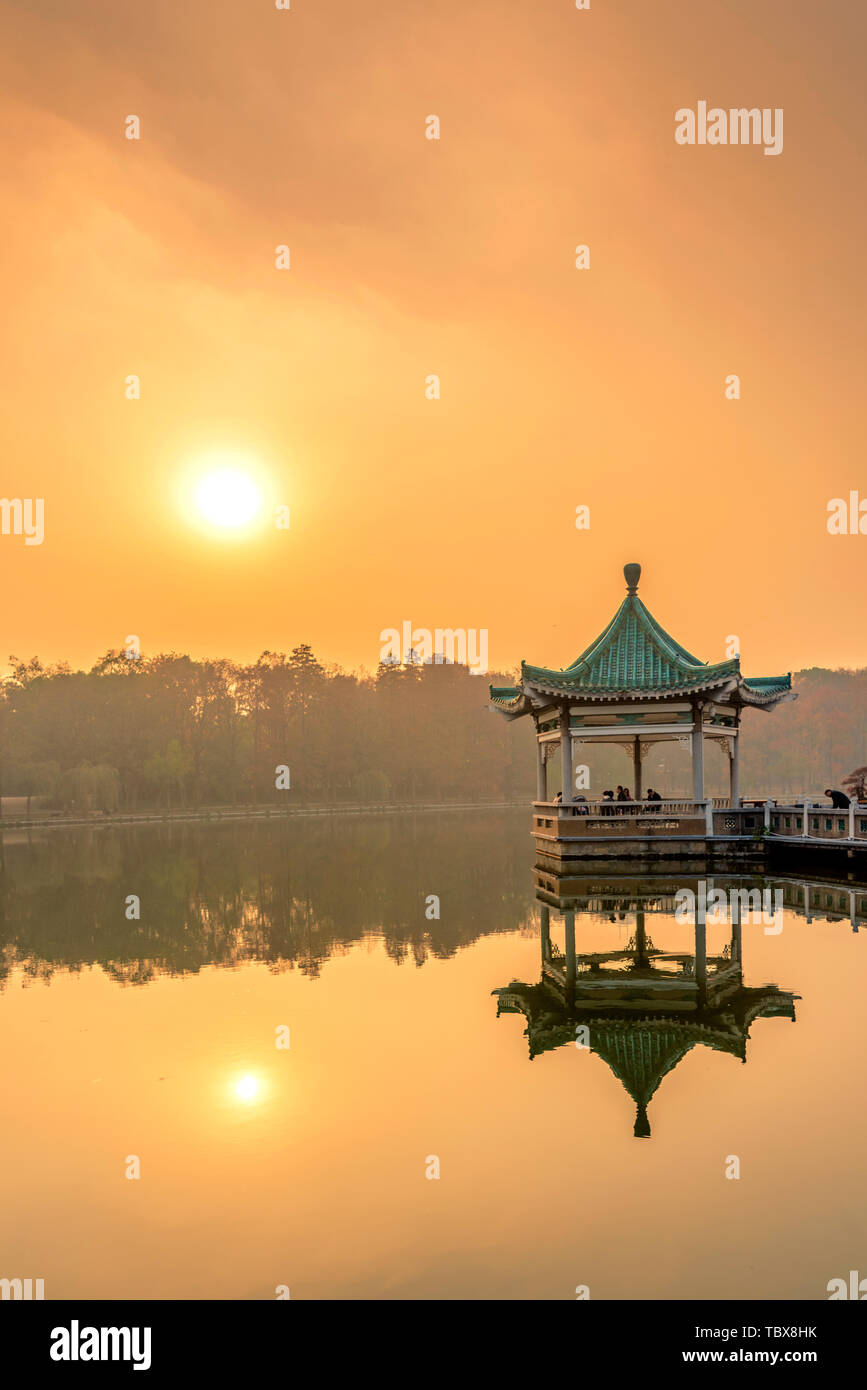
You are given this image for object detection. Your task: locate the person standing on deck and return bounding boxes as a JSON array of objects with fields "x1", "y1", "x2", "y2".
[{"x1": 825, "y1": 787, "x2": 851, "y2": 808}]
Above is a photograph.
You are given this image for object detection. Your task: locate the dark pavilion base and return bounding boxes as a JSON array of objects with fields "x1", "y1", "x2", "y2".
[
  {"x1": 534, "y1": 830, "x2": 867, "y2": 880},
  {"x1": 533, "y1": 834, "x2": 766, "y2": 869}
]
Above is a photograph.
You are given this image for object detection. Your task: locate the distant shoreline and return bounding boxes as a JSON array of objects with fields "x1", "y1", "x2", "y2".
[{"x1": 0, "y1": 798, "x2": 529, "y2": 833}]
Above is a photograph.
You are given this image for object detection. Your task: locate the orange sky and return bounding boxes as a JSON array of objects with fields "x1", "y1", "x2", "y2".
[{"x1": 1, "y1": 0, "x2": 865, "y2": 678}]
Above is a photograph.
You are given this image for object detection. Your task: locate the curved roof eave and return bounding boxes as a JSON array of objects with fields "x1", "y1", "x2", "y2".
[
  {"x1": 739, "y1": 679, "x2": 797, "y2": 710},
  {"x1": 522, "y1": 672, "x2": 741, "y2": 702}
]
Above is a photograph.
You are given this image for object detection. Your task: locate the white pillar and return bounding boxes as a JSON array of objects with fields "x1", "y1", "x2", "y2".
[
  {"x1": 560, "y1": 707, "x2": 574, "y2": 803},
  {"x1": 694, "y1": 898, "x2": 708, "y2": 1007},
  {"x1": 540, "y1": 904, "x2": 551, "y2": 962},
  {"x1": 564, "y1": 910, "x2": 576, "y2": 1005},
  {"x1": 634, "y1": 909, "x2": 649, "y2": 968},
  {"x1": 536, "y1": 738, "x2": 547, "y2": 802},
  {"x1": 730, "y1": 894, "x2": 742, "y2": 966},
  {"x1": 802, "y1": 800, "x2": 811, "y2": 838},
  {"x1": 849, "y1": 801, "x2": 856, "y2": 840},
  {"x1": 730, "y1": 733, "x2": 740, "y2": 806},
  {"x1": 691, "y1": 702, "x2": 705, "y2": 802}
]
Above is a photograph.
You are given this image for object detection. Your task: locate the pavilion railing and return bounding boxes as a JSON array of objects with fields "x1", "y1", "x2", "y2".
[
  {"x1": 532, "y1": 799, "x2": 867, "y2": 842},
  {"x1": 535, "y1": 799, "x2": 706, "y2": 814},
  {"x1": 533, "y1": 799, "x2": 715, "y2": 834},
  {"x1": 714, "y1": 801, "x2": 867, "y2": 841},
  {"x1": 768, "y1": 801, "x2": 867, "y2": 841}
]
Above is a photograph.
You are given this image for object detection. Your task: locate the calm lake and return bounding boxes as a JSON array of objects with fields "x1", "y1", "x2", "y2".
[{"x1": 1, "y1": 809, "x2": 865, "y2": 1300}]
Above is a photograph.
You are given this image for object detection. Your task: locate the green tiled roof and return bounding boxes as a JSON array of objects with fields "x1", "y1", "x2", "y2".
[
  {"x1": 523, "y1": 592, "x2": 741, "y2": 694},
  {"x1": 489, "y1": 564, "x2": 793, "y2": 705}
]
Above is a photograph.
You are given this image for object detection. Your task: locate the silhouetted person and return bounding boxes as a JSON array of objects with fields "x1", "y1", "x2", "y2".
[
  {"x1": 825, "y1": 787, "x2": 850, "y2": 808},
  {"x1": 601, "y1": 788, "x2": 614, "y2": 817}
]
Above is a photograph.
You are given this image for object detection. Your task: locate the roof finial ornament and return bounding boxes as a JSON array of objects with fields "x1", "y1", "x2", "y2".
[{"x1": 624, "y1": 562, "x2": 641, "y2": 595}]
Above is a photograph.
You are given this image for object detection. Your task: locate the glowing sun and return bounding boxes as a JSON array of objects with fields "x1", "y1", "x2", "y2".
[
  {"x1": 195, "y1": 468, "x2": 262, "y2": 529},
  {"x1": 234, "y1": 1074, "x2": 261, "y2": 1104}
]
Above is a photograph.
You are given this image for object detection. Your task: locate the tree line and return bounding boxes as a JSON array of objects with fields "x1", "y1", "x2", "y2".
[
  {"x1": 0, "y1": 649, "x2": 864, "y2": 814},
  {"x1": 0, "y1": 647, "x2": 532, "y2": 813}
]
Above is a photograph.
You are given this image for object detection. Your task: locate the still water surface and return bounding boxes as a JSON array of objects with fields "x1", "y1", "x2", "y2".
[{"x1": 1, "y1": 810, "x2": 865, "y2": 1299}]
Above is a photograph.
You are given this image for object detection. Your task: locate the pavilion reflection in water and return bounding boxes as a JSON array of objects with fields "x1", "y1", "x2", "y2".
[{"x1": 494, "y1": 869, "x2": 800, "y2": 1138}]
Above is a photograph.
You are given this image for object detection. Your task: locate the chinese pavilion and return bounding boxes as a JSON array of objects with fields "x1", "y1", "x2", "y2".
[{"x1": 490, "y1": 562, "x2": 794, "y2": 806}]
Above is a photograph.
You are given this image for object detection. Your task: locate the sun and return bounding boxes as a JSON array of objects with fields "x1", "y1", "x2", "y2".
[
  {"x1": 195, "y1": 468, "x2": 262, "y2": 529},
  {"x1": 234, "y1": 1074, "x2": 261, "y2": 1104}
]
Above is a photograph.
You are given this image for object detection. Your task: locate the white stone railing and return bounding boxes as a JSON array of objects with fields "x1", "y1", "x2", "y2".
[
  {"x1": 765, "y1": 800, "x2": 867, "y2": 841},
  {"x1": 714, "y1": 800, "x2": 867, "y2": 841},
  {"x1": 534, "y1": 798, "x2": 706, "y2": 814},
  {"x1": 532, "y1": 799, "x2": 867, "y2": 842},
  {"x1": 533, "y1": 799, "x2": 715, "y2": 833}
]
